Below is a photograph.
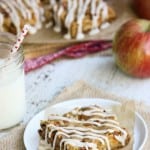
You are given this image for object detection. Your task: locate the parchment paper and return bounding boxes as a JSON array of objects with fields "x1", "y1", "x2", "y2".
[
  {"x1": 25, "y1": 0, "x2": 136, "y2": 44},
  {"x1": 112, "y1": 101, "x2": 135, "y2": 150}
]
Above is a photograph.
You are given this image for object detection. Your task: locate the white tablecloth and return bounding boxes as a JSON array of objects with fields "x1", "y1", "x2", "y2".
[{"x1": 25, "y1": 54, "x2": 150, "y2": 123}]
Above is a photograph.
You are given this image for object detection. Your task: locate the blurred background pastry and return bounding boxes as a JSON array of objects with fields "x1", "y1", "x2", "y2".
[
  {"x1": 51, "y1": 0, "x2": 116, "y2": 39},
  {"x1": 0, "y1": 0, "x2": 116, "y2": 39},
  {"x1": 0, "y1": 0, "x2": 43, "y2": 34}
]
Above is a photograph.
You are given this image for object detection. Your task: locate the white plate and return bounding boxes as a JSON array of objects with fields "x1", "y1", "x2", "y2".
[{"x1": 24, "y1": 98, "x2": 148, "y2": 150}]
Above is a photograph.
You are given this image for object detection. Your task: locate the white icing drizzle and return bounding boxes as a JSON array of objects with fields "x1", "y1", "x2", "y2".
[
  {"x1": 89, "y1": 0, "x2": 99, "y2": 35},
  {"x1": 21, "y1": 1, "x2": 32, "y2": 20},
  {"x1": 1, "y1": 0, "x2": 21, "y2": 33},
  {"x1": 64, "y1": 0, "x2": 77, "y2": 39},
  {"x1": 72, "y1": 109, "x2": 117, "y2": 118},
  {"x1": 100, "y1": 22, "x2": 110, "y2": 29},
  {"x1": 76, "y1": 0, "x2": 91, "y2": 39},
  {"x1": 24, "y1": 0, "x2": 43, "y2": 31},
  {"x1": 47, "y1": 116, "x2": 127, "y2": 140},
  {"x1": 50, "y1": 0, "x2": 57, "y2": 6},
  {"x1": 62, "y1": 139, "x2": 98, "y2": 150},
  {"x1": 47, "y1": 124, "x2": 111, "y2": 149},
  {"x1": 0, "y1": 14, "x2": 4, "y2": 31},
  {"x1": 88, "y1": 118, "x2": 119, "y2": 125},
  {"x1": 42, "y1": 106, "x2": 128, "y2": 149},
  {"x1": 52, "y1": 131, "x2": 69, "y2": 150},
  {"x1": 89, "y1": 0, "x2": 109, "y2": 35},
  {"x1": 48, "y1": 125, "x2": 114, "y2": 137},
  {"x1": 62, "y1": 0, "x2": 109, "y2": 39},
  {"x1": 55, "y1": 2, "x2": 64, "y2": 32},
  {"x1": 11, "y1": 1, "x2": 26, "y2": 19},
  {"x1": 45, "y1": 22, "x2": 53, "y2": 28},
  {"x1": 101, "y1": 2, "x2": 109, "y2": 21},
  {"x1": 68, "y1": 105, "x2": 117, "y2": 119},
  {"x1": 0, "y1": 0, "x2": 42, "y2": 34},
  {"x1": 0, "y1": 0, "x2": 111, "y2": 38},
  {"x1": 50, "y1": 0, "x2": 60, "y2": 32}
]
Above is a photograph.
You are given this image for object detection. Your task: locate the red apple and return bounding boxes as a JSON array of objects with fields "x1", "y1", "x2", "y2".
[
  {"x1": 132, "y1": 0, "x2": 150, "y2": 20},
  {"x1": 113, "y1": 19, "x2": 150, "y2": 78}
]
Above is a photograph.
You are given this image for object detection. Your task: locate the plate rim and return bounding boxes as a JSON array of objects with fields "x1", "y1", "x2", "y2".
[
  {"x1": 135, "y1": 111, "x2": 148, "y2": 150},
  {"x1": 24, "y1": 98, "x2": 148, "y2": 150}
]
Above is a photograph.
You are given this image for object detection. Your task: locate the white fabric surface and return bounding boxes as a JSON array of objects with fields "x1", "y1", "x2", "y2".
[{"x1": 25, "y1": 55, "x2": 150, "y2": 123}]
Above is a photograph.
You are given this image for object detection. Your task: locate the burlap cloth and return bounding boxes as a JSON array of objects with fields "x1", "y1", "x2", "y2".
[{"x1": 0, "y1": 81, "x2": 150, "y2": 150}]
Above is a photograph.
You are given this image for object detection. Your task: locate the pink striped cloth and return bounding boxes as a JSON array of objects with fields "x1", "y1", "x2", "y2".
[{"x1": 24, "y1": 40, "x2": 112, "y2": 73}]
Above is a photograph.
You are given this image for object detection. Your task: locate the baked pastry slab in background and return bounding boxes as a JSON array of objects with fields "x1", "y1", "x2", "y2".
[
  {"x1": 25, "y1": 0, "x2": 136, "y2": 44},
  {"x1": 0, "y1": 0, "x2": 136, "y2": 43},
  {"x1": 0, "y1": 0, "x2": 116, "y2": 39}
]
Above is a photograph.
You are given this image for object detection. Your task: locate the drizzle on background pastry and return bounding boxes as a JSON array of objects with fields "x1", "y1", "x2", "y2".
[{"x1": 0, "y1": 0, "x2": 116, "y2": 39}]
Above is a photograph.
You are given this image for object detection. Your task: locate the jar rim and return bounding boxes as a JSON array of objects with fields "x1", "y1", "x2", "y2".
[
  {"x1": 0, "y1": 32, "x2": 24, "y2": 71},
  {"x1": 0, "y1": 32, "x2": 16, "y2": 42},
  {"x1": 0, "y1": 43, "x2": 24, "y2": 69}
]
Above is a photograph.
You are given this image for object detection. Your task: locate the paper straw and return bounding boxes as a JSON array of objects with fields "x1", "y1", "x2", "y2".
[{"x1": 11, "y1": 24, "x2": 30, "y2": 53}]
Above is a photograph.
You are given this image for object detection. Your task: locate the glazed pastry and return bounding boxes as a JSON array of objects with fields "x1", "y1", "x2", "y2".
[
  {"x1": 38, "y1": 105, "x2": 130, "y2": 150},
  {"x1": 38, "y1": 0, "x2": 54, "y2": 28},
  {"x1": 0, "y1": 0, "x2": 43, "y2": 34},
  {"x1": 0, "y1": 0, "x2": 116, "y2": 39},
  {"x1": 50, "y1": 0, "x2": 116, "y2": 39}
]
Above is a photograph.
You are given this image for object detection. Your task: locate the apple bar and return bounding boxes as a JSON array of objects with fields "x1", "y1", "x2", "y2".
[
  {"x1": 38, "y1": 105, "x2": 130, "y2": 150},
  {"x1": 0, "y1": 0, "x2": 43, "y2": 34},
  {"x1": 50, "y1": 0, "x2": 116, "y2": 39},
  {"x1": 38, "y1": 0, "x2": 54, "y2": 27},
  {"x1": 0, "y1": 0, "x2": 116, "y2": 39}
]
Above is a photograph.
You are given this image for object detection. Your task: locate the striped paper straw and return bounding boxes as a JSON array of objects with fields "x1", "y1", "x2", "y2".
[{"x1": 11, "y1": 24, "x2": 30, "y2": 53}]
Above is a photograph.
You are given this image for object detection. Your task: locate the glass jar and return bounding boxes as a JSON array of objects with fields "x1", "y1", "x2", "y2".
[{"x1": 0, "y1": 32, "x2": 26, "y2": 130}]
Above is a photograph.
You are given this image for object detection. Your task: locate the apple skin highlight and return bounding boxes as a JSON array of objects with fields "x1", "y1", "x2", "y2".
[{"x1": 113, "y1": 19, "x2": 150, "y2": 78}]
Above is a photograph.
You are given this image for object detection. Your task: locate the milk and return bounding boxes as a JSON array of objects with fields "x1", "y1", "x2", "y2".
[
  {"x1": 0, "y1": 49, "x2": 26, "y2": 129},
  {"x1": 0, "y1": 72, "x2": 26, "y2": 129}
]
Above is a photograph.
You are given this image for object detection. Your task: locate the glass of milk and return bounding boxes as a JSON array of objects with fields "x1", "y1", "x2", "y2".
[{"x1": 0, "y1": 32, "x2": 26, "y2": 130}]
